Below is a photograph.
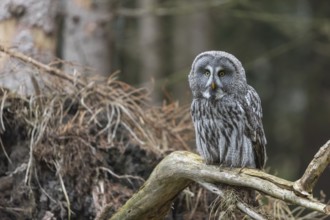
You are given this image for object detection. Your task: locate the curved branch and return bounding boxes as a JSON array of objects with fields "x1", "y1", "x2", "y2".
[
  {"x1": 294, "y1": 140, "x2": 330, "y2": 195},
  {"x1": 106, "y1": 149, "x2": 330, "y2": 220}
]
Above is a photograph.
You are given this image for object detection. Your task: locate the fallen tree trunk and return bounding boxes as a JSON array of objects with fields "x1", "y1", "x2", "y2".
[{"x1": 101, "y1": 141, "x2": 330, "y2": 220}]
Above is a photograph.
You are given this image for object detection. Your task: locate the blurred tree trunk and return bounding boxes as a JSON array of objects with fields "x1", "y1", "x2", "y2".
[
  {"x1": 188, "y1": 4, "x2": 211, "y2": 56},
  {"x1": 172, "y1": 0, "x2": 211, "y2": 103},
  {"x1": 138, "y1": 0, "x2": 161, "y2": 103},
  {"x1": 0, "y1": 0, "x2": 58, "y2": 95},
  {"x1": 61, "y1": 0, "x2": 115, "y2": 77},
  {"x1": 172, "y1": 2, "x2": 190, "y2": 104}
]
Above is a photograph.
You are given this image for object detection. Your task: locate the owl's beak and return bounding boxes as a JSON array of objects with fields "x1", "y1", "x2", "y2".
[{"x1": 211, "y1": 82, "x2": 216, "y2": 90}]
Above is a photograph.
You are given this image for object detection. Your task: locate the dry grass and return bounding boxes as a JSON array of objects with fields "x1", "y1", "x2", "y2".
[
  {"x1": 258, "y1": 194, "x2": 328, "y2": 220},
  {"x1": 0, "y1": 53, "x2": 194, "y2": 218}
]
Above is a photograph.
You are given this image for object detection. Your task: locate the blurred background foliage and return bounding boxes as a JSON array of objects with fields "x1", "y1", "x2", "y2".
[{"x1": 110, "y1": 0, "x2": 330, "y2": 197}]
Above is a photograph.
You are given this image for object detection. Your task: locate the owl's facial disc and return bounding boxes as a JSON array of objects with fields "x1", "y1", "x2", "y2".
[
  {"x1": 189, "y1": 51, "x2": 248, "y2": 100},
  {"x1": 201, "y1": 65, "x2": 225, "y2": 100}
]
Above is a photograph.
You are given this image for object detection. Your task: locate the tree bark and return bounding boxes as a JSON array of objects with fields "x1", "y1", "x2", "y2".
[
  {"x1": 0, "y1": 0, "x2": 58, "y2": 95},
  {"x1": 61, "y1": 0, "x2": 115, "y2": 77},
  {"x1": 171, "y1": 0, "x2": 212, "y2": 103},
  {"x1": 171, "y1": 0, "x2": 192, "y2": 104},
  {"x1": 138, "y1": 0, "x2": 161, "y2": 103}
]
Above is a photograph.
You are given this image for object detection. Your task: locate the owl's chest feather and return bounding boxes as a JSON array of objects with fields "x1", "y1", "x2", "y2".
[
  {"x1": 191, "y1": 98, "x2": 246, "y2": 143},
  {"x1": 191, "y1": 98, "x2": 244, "y2": 121},
  {"x1": 191, "y1": 98, "x2": 255, "y2": 167}
]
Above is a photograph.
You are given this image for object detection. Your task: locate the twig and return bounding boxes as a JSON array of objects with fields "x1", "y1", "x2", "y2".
[
  {"x1": 55, "y1": 161, "x2": 72, "y2": 220},
  {"x1": 0, "y1": 136, "x2": 12, "y2": 164},
  {"x1": 24, "y1": 124, "x2": 36, "y2": 185},
  {"x1": 187, "y1": 188, "x2": 202, "y2": 219},
  {"x1": 34, "y1": 168, "x2": 57, "y2": 204},
  {"x1": 0, "y1": 44, "x2": 113, "y2": 101},
  {"x1": 98, "y1": 166, "x2": 145, "y2": 187},
  {"x1": 294, "y1": 140, "x2": 330, "y2": 195},
  {"x1": 236, "y1": 202, "x2": 266, "y2": 220},
  {"x1": 0, "y1": 205, "x2": 31, "y2": 213},
  {"x1": 0, "y1": 45, "x2": 84, "y2": 88},
  {"x1": 0, "y1": 44, "x2": 129, "y2": 101},
  {"x1": 0, "y1": 89, "x2": 7, "y2": 131}
]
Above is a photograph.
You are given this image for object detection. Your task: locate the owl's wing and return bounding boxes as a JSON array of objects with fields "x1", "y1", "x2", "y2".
[{"x1": 243, "y1": 85, "x2": 267, "y2": 169}]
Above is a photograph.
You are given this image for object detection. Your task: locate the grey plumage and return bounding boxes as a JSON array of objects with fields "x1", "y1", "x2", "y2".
[{"x1": 189, "y1": 51, "x2": 267, "y2": 169}]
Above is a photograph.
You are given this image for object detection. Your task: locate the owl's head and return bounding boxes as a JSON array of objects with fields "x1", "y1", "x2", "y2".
[{"x1": 188, "y1": 51, "x2": 247, "y2": 100}]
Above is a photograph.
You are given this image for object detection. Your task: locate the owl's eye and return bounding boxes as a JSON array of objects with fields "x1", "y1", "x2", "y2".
[
  {"x1": 218, "y1": 70, "x2": 225, "y2": 77},
  {"x1": 204, "y1": 71, "x2": 210, "y2": 77}
]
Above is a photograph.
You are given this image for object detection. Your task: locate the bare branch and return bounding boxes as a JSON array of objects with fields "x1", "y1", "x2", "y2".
[
  {"x1": 0, "y1": 44, "x2": 110, "y2": 99},
  {"x1": 236, "y1": 202, "x2": 266, "y2": 220},
  {"x1": 0, "y1": 45, "x2": 81, "y2": 87},
  {"x1": 106, "y1": 151, "x2": 330, "y2": 220},
  {"x1": 294, "y1": 140, "x2": 330, "y2": 195}
]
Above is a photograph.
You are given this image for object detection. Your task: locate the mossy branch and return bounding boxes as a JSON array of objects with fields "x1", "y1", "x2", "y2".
[{"x1": 103, "y1": 140, "x2": 330, "y2": 220}]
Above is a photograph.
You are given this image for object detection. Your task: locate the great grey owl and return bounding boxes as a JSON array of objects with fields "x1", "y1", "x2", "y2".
[{"x1": 189, "y1": 51, "x2": 267, "y2": 169}]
